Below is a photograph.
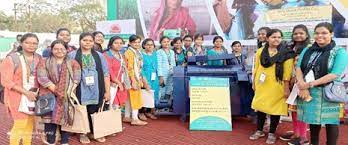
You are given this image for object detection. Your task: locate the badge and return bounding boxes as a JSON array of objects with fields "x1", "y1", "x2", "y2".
[
  {"x1": 85, "y1": 76, "x2": 95, "y2": 86},
  {"x1": 259, "y1": 73, "x2": 266, "y2": 83},
  {"x1": 305, "y1": 70, "x2": 315, "y2": 82},
  {"x1": 151, "y1": 72, "x2": 156, "y2": 81}
]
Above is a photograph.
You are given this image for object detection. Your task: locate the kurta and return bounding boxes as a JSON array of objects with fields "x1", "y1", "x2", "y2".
[
  {"x1": 251, "y1": 48, "x2": 294, "y2": 116},
  {"x1": 37, "y1": 58, "x2": 81, "y2": 125},
  {"x1": 207, "y1": 48, "x2": 227, "y2": 66},
  {"x1": 296, "y1": 47, "x2": 348, "y2": 124},
  {"x1": 103, "y1": 50, "x2": 129, "y2": 106},
  {"x1": 124, "y1": 47, "x2": 143, "y2": 110},
  {"x1": 0, "y1": 53, "x2": 41, "y2": 120},
  {"x1": 142, "y1": 51, "x2": 160, "y2": 103},
  {"x1": 157, "y1": 49, "x2": 176, "y2": 97}
]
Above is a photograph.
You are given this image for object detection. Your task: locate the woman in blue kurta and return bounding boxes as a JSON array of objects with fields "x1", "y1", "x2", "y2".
[
  {"x1": 139, "y1": 38, "x2": 159, "y2": 120},
  {"x1": 296, "y1": 22, "x2": 348, "y2": 145},
  {"x1": 207, "y1": 36, "x2": 227, "y2": 66},
  {"x1": 68, "y1": 32, "x2": 110, "y2": 143}
]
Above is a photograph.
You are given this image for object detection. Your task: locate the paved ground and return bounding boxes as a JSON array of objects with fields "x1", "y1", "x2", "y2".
[{"x1": 0, "y1": 104, "x2": 347, "y2": 145}]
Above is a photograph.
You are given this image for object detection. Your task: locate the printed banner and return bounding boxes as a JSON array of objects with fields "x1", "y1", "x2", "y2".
[
  {"x1": 96, "y1": 19, "x2": 136, "y2": 39},
  {"x1": 189, "y1": 77, "x2": 232, "y2": 131}
]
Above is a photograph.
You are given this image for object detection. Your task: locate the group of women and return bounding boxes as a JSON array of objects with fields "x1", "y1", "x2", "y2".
[
  {"x1": 1, "y1": 21, "x2": 347, "y2": 145},
  {"x1": 250, "y1": 22, "x2": 348, "y2": 145}
]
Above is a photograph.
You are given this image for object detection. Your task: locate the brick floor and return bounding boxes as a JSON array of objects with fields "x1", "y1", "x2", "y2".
[{"x1": 0, "y1": 104, "x2": 347, "y2": 145}]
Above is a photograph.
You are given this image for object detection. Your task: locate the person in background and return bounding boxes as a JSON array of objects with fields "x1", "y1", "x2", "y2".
[
  {"x1": 250, "y1": 29, "x2": 295, "y2": 144},
  {"x1": 139, "y1": 38, "x2": 159, "y2": 120},
  {"x1": 257, "y1": 27, "x2": 271, "y2": 49},
  {"x1": 157, "y1": 36, "x2": 176, "y2": 105},
  {"x1": 93, "y1": 31, "x2": 105, "y2": 52},
  {"x1": 182, "y1": 35, "x2": 193, "y2": 51},
  {"x1": 37, "y1": 40, "x2": 81, "y2": 145},
  {"x1": 172, "y1": 37, "x2": 186, "y2": 66},
  {"x1": 102, "y1": 36, "x2": 131, "y2": 109},
  {"x1": 296, "y1": 22, "x2": 348, "y2": 145},
  {"x1": 43, "y1": 28, "x2": 77, "y2": 57},
  {"x1": 1, "y1": 33, "x2": 42, "y2": 145},
  {"x1": 68, "y1": 32, "x2": 110, "y2": 143},
  {"x1": 8, "y1": 34, "x2": 23, "y2": 54},
  {"x1": 207, "y1": 36, "x2": 227, "y2": 66},
  {"x1": 279, "y1": 24, "x2": 311, "y2": 145},
  {"x1": 187, "y1": 34, "x2": 206, "y2": 65},
  {"x1": 123, "y1": 35, "x2": 150, "y2": 125}
]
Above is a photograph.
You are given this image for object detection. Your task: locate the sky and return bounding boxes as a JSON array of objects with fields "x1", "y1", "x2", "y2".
[{"x1": 0, "y1": 1, "x2": 15, "y2": 15}]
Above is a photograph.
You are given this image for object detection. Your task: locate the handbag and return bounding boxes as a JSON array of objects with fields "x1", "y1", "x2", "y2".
[
  {"x1": 91, "y1": 101, "x2": 122, "y2": 139},
  {"x1": 61, "y1": 89, "x2": 90, "y2": 133},
  {"x1": 18, "y1": 88, "x2": 39, "y2": 115},
  {"x1": 61, "y1": 60, "x2": 90, "y2": 133},
  {"x1": 35, "y1": 93, "x2": 56, "y2": 116},
  {"x1": 324, "y1": 81, "x2": 348, "y2": 103}
]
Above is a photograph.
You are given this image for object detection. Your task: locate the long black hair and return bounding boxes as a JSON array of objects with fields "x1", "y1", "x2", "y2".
[
  {"x1": 257, "y1": 27, "x2": 271, "y2": 48},
  {"x1": 17, "y1": 33, "x2": 39, "y2": 52},
  {"x1": 290, "y1": 24, "x2": 310, "y2": 55},
  {"x1": 142, "y1": 38, "x2": 155, "y2": 49},
  {"x1": 106, "y1": 35, "x2": 124, "y2": 52}
]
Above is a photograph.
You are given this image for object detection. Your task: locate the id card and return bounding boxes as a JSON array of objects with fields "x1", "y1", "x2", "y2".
[
  {"x1": 85, "y1": 76, "x2": 95, "y2": 86},
  {"x1": 305, "y1": 70, "x2": 315, "y2": 82},
  {"x1": 259, "y1": 73, "x2": 266, "y2": 83},
  {"x1": 28, "y1": 76, "x2": 35, "y2": 87},
  {"x1": 151, "y1": 72, "x2": 156, "y2": 81}
]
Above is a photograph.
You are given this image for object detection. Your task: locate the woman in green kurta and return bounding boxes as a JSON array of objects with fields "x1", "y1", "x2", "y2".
[{"x1": 296, "y1": 22, "x2": 348, "y2": 145}]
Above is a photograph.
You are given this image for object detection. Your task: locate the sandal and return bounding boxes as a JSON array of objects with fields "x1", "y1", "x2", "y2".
[
  {"x1": 95, "y1": 137, "x2": 106, "y2": 143},
  {"x1": 79, "y1": 134, "x2": 91, "y2": 144},
  {"x1": 123, "y1": 117, "x2": 132, "y2": 123},
  {"x1": 266, "y1": 133, "x2": 277, "y2": 144},
  {"x1": 145, "y1": 113, "x2": 158, "y2": 120},
  {"x1": 131, "y1": 119, "x2": 148, "y2": 126},
  {"x1": 138, "y1": 113, "x2": 147, "y2": 121}
]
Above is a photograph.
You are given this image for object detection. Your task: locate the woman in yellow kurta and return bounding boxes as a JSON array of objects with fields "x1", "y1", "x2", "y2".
[
  {"x1": 123, "y1": 35, "x2": 150, "y2": 126},
  {"x1": 249, "y1": 29, "x2": 294, "y2": 144}
]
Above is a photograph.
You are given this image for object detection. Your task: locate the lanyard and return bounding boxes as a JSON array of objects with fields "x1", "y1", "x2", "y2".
[
  {"x1": 307, "y1": 52, "x2": 322, "y2": 70},
  {"x1": 82, "y1": 54, "x2": 93, "y2": 69},
  {"x1": 23, "y1": 54, "x2": 35, "y2": 75},
  {"x1": 165, "y1": 50, "x2": 172, "y2": 66}
]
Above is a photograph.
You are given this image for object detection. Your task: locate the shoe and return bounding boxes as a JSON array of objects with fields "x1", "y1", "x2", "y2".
[
  {"x1": 139, "y1": 113, "x2": 147, "y2": 121},
  {"x1": 123, "y1": 117, "x2": 132, "y2": 123},
  {"x1": 249, "y1": 130, "x2": 265, "y2": 140},
  {"x1": 288, "y1": 137, "x2": 309, "y2": 145},
  {"x1": 79, "y1": 134, "x2": 91, "y2": 144},
  {"x1": 279, "y1": 132, "x2": 294, "y2": 141},
  {"x1": 131, "y1": 119, "x2": 148, "y2": 126},
  {"x1": 145, "y1": 113, "x2": 158, "y2": 119},
  {"x1": 95, "y1": 137, "x2": 106, "y2": 143},
  {"x1": 266, "y1": 133, "x2": 277, "y2": 144}
]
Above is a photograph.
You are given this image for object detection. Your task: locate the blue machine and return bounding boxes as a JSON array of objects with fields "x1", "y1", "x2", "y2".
[{"x1": 167, "y1": 54, "x2": 250, "y2": 120}]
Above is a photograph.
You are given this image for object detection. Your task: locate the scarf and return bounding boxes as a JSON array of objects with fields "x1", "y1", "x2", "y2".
[
  {"x1": 300, "y1": 41, "x2": 335, "y2": 80},
  {"x1": 107, "y1": 50, "x2": 131, "y2": 89},
  {"x1": 75, "y1": 49, "x2": 105, "y2": 107},
  {"x1": 45, "y1": 57, "x2": 72, "y2": 125},
  {"x1": 260, "y1": 42, "x2": 295, "y2": 82}
]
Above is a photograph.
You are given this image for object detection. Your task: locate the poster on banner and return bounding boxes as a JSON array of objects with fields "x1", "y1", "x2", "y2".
[
  {"x1": 96, "y1": 19, "x2": 136, "y2": 39},
  {"x1": 189, "y1": 77, "x2": 232, "y2": 131}
]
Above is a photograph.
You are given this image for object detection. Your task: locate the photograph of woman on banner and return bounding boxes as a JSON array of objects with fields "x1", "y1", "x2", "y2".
[{"x1": 147, "y1": 0, "x2": 196, "y2": 40}]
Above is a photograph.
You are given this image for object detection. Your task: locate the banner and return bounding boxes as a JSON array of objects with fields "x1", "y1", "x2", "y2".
[
  {"x1": 189, "y1": 77, "x2": 232, "y2": 131},
  {"x1": 96, "y1": 19, "x2": 136, "y2": 39},
  {"x1": 108, "y1": 0, "x2": 348, "y2": 41}
]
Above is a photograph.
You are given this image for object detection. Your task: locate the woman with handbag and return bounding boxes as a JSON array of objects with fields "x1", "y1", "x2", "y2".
[
  {"x1": 37, "y1": 40, "x2": 81, "y2": 145},
  {"x1": 103, "y1": 36, "x2": 131, "y2": 109},
  {"x1": 295, "y1": 22, "x2": 348, "y2": 145},
  {"x1": 0, "y1": 33, "x2": 42, "y2": 145},
  {"x1": 68, "y1": 32, "x2": 111, "y2": 143},
  {"x1": 249, "y1": 29, "x2": 295, "y2": 144}
]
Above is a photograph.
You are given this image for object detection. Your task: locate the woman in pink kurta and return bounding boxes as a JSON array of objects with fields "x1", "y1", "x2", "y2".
[
  {"x1": 103, "y1": 36, "x2": 130, "y2": 107},
  {"x1": 149, "y1": 0, "x2": 196, "y2": 40},
  {"x1": 1, "y1": 33, "x2": 42, "y2": 145}
]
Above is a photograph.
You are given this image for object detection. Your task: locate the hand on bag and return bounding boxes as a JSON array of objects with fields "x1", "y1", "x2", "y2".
[
  {"x1": 118, "y1": 83, "x2": 124, "y2": 91},
  {"x1": 145, "y1": 84, "x2": 151, "y2": 92},
  {"x1": 298, "y1": 89, "x2": 310, "y2": 100},
  {"x1": 297, "y1": 81, "x2": 309, "y2": 90},
  {"x1": 104, "y1": 92, "x2": 110, "y2": 102},
  {"x1": 159, "y1": 77, "x2": 164, "y2": 86},
  {"x1": 26, "y1": 91, "x2": 38, "y2": 101}
]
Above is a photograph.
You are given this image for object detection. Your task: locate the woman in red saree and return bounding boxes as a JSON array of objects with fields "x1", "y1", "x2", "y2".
[{"x1": 149, "y1": 0, "x2": 196, "y2": 40}]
